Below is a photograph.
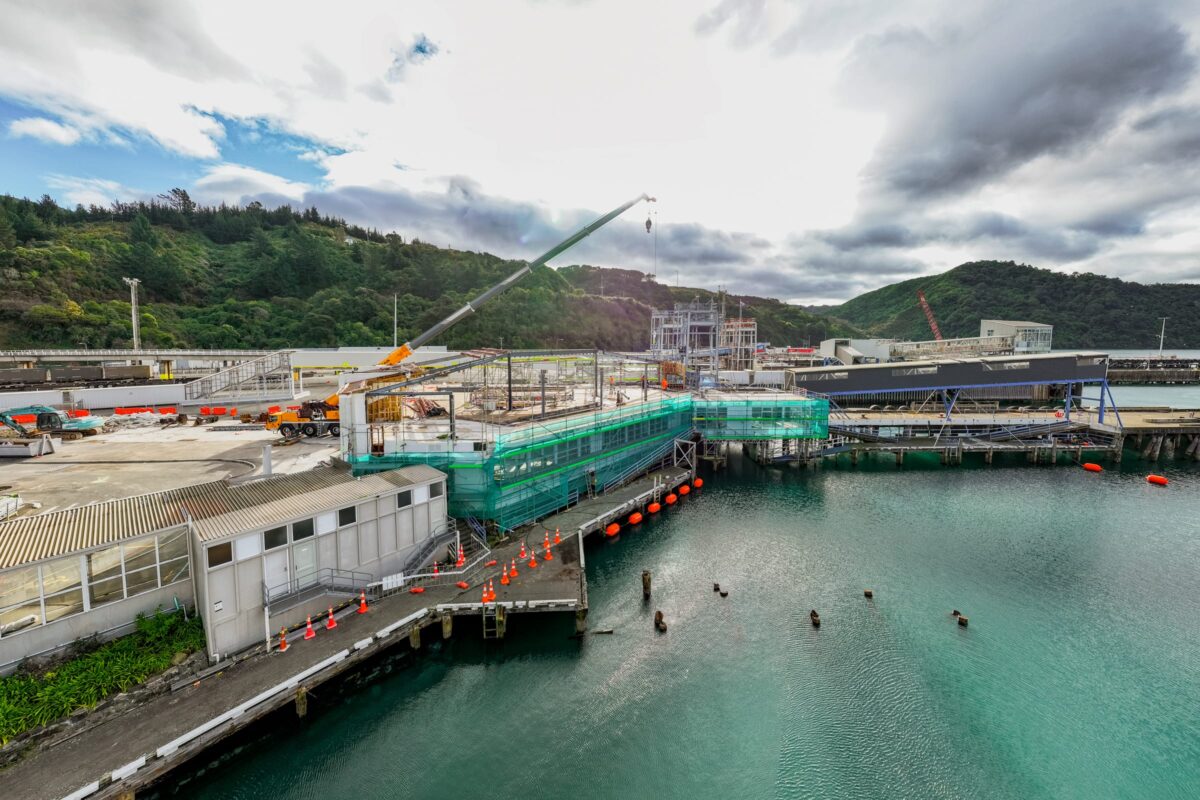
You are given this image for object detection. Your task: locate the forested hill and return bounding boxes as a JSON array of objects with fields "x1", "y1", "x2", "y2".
[
  {"x1": 827, "y1": 261, "x2": 1200, "y2": 349},
  {"x1": 0, "y1": 193, "x2": 857, "y2": 351}
]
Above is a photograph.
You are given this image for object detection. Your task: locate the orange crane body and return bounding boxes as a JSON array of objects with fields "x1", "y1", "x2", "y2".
[{"x1": 916, "y1": 290, "x2": 943, "y2": 341}]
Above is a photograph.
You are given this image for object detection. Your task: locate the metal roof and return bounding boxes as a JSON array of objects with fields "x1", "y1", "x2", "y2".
[{"x1": 0, "y1": 465, "x2": 444, "y2": 571}]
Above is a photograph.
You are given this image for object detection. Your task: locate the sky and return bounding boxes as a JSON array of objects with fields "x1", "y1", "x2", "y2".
[{"x1": 1, "y1": 0, "x2": 1199, "y2": 304}]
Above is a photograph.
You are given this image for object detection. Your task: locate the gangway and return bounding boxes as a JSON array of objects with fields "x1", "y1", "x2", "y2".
[{"x1": 183, "y1": 351, "x2": 294, "y2": 403}]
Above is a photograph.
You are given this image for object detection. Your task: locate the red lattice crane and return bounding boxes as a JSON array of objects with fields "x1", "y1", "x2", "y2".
[{"x1": 916, "y1": 290, "x2": 943, "y2": 341}]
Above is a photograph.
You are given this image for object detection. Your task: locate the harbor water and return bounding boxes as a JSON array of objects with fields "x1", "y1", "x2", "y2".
[{"x1": 163, "y1": 450, "x2": 1200, "y2": 800}]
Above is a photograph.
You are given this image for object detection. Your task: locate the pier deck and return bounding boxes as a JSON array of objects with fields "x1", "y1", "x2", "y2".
[{"x1": 534, "y1": 465, "x2": 693, "y2": 538}]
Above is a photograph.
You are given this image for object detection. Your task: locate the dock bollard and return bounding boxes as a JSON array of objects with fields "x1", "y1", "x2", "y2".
[{"x1": 642, "y1": 570, "x2": 652, "y2": 599}]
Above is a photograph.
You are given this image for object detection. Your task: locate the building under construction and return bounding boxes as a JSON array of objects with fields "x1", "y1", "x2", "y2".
[{"x1": 650, "y1": 300, "x2": 758, "y2": 384}]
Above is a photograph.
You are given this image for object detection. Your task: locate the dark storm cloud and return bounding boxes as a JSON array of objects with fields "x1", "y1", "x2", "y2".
[{"x1": 843, "y1": 2, "x2": 1195, "y2": 201}]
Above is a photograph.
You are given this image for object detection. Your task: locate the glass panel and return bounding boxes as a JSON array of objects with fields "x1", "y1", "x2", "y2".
[
  {"x1": 396, "y1": 490, "x2": 412, "y2": 509},
  {"x1": 160, "y1": 557, "x2": 190, "y2": 585},
  {"x1": 430, "y1": 482, "x2": 444, "y2": 498},
  {"x1": 125, "y1": 566, "x2": 158, "y2": 597},
  {"x1": 0, "y1": 601, "x2": 42, "y2": 635},
  {"x1": 263, "y1": 526, "x2": 287, "y2": 550},
  {"x1": 338, "y1": 506, "x2": 356, "y2": 526},
  {"x1": 89, "y1": 575, "x2": 124, "y2": 607},
  {"x1": 157, "y1": 528, "x2": 188, "y2": 561},
  {"x1": 44, "y1": 589, "x2": 84, "y2": 623},
  {"x1": 292, "y1": 518, "x2": 314, "y2": 540},
  {"x1": 40, "y1": 557, "x2": 82, "y2": 595},
  {"x1": 123, "y1": 538, "x2": 157, "y2": 573},
  {"x1": 0, "y1": 566, "x2": 41, "y2": 609},
  {"x1": 207, "y1": 542, "x2": 233, "y2": 568},
  {"x1": 88, "y1": 545, "x2": 123, "y2": 583}
]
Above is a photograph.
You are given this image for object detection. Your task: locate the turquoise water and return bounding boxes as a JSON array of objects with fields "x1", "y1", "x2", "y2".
[{"x1": 166, "y1": 453, "x2": 1200, "y2": 800}]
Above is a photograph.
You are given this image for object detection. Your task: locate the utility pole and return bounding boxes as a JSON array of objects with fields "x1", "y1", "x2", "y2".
[
  {"x1": 1157, "y1": 317, "x2": 1168, "y2": 359},
  {"x1": 122, "y1": 277, "x2": 141, "y2": 350}
]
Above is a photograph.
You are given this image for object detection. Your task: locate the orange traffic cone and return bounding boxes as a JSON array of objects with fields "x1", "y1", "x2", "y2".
[
  {"x1": 528, "y1": 550, "x2": 539, "y2": 569},
  {"x1": 357, "y1": 591, "x2": 368, "y2": 614},
  {"x1": 433, "y1": 561, "x2": 439, "y2": 576},
  {"x1": 304, "y1": 615, "x2": 316, "y2": 640},
  {"x1": 543, "y1": 531, "x2": 551, "y2": 550},
  {"x1": 487, "y1": 579, "x2": 496, "y2": 602},
  {"x1": 509, "y1": 559, "x2": 519, "y2": 578},
  {"x1": 326, "y1": 606, "x2": 337, "y2": 630},
  {"x1": 544, "y1": 543, "x2": 554, "y2": 561},
  {"x1": 554, "y1": 528, "x2": 561, "y2": 545},
  {"x1": 481, "y1": 584, "x2": 490, "y2": 604},
  {"x1": 456, "y1": 546, "x2": 465, "y2": 568},
  {"x1": 279, "y1": 627, "x2": 289, "y2": 652},
  {"x1": 519, "y1": 541, "x2": 527, "y2": 560},
  {"x1": 501, "y1": 568, "x2": 510, "y2": 586}
]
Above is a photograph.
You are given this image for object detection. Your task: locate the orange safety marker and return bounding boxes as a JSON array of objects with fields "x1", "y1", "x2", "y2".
[
  {"x1": 529, "y1": 550, "x2": 539, "y2": 568},
  {"x1": 326, "y1": 606, "x2": 337, "y2": 630},
  {"x1": 279, "y1": 627, "x2": 289, "y2": 652},
  {"x1": 485, "y1": 559, "x2": 498, "y2": 567},
  {"x1": 456, "y1": 546, "x2": 465, "y2": 568},
  {"x1": 543, "y1": 531, "x2": 551, "y2": 550},
  {"x1": 304, "y1": 615, "x2": 316, "y2": 640},
  {"x1": 357, "y1": 590, "x2": 368, "y2": 614},
  {"x1": 519, "y1": 541, "x2": 527, "y2": 560},
  {"x1": 432, "y1": 561, "x2": 439, "y2": 576},
  {"x1": 481, "y1": 584, "x2": 490, "y2": 604},
  {"x1": 456, "y1": 580, "x2": 470, "y2": 590},
  {"x1": 509, "y1": 558, "x2": 519, "y2": 578},
  {"x1": 544, "y1": 543, "x2": 554, "y2": 561},
  {"x1": 501, "y1": 568, "x2": 510, "y2": 586},
  {"x1": 409, "y1": 586, "x2": 426, "y2": 594},
  {"x1": 554, "y1": 528, "x2": 561, "y2": 545},
  {"x1": 487, "y1": 579, "x2": 496, "y2": 601}
]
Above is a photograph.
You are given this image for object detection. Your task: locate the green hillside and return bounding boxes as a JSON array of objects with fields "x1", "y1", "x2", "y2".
[
  {"x1": 828, "y1": 261, "x2": 1200, "y2": 349},
  {"x1": 0, "y1": 192, "x2": 852, "y2": 352}
]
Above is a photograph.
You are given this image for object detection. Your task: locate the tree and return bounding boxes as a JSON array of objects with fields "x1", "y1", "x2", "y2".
[
  {"x1": 0, "y1": 212, "x2": 15, "y2": 250},
  {"x1": 157, "y1": 188, "x2": 196, "y2": 216}
]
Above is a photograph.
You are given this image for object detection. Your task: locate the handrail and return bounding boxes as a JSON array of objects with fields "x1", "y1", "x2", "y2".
[
  {"x1": 184, "y1": 351, "x2": 291, "y2": 401},
  {"x1": 262, "y1": 567, "x2": 372, "y2": 607}
]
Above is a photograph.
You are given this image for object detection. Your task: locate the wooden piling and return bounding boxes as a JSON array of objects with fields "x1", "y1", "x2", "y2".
[
  {"x1": 441, "y1": 613, "x2": 453, "y2": 640},
  {"x1": 295, "y1": 685, "x2": 308, "y2": 718},
  {"x1": 409, "y1": 624, "x2": 422, "y2": 650},
  {"x1": 575, "y1": 607, "x2": 588, "y2": 634},
  {"x1": 495, "y1": 604, "x2": 507, "y2": 639},
  {"x1": 642, "y1": 570, "x2": 652, "y2": 599}
]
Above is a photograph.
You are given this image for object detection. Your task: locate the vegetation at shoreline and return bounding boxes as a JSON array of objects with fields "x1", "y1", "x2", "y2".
[
  {"x1": 0, "y1": 609, "x2": 204, "y2": 744},
  {"x1": 826, "y1": 261, "x2": 1200, "y2": 348}
]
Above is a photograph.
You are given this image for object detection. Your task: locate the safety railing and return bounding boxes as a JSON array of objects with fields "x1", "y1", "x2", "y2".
[
  {"x1": 262, "y1": 567, "x2": 372, "y2": 608},
  {"x1": 401, "y1": 520, "x2": 461, "y2": 575},
  {"x1": 184, "y1": 351, "x2": 292, "y2": 401}
]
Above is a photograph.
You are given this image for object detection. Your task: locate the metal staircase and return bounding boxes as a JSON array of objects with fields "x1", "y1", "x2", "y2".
[{"x1": 183, "y1": 351, "x2": 293, "y2": 403}]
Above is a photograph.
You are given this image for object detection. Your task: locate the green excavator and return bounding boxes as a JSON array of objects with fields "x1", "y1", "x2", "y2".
[{"x1": 0, "y1": 405, "x2": 106, "y2": 440}]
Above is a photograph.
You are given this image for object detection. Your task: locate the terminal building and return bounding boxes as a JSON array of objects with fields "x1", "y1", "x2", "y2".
[{"x1": 0, "y1": 465, "x2": 446, "y2": 671}]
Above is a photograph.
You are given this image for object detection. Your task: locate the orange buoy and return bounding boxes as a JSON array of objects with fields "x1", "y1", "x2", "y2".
[
  {"x1": 1147, "y1": 474, "x2": 1169, "y2": 486},
  {"x1": 1082, "y1": 462, "x2": 1103, "y2": 472},
  {"x1": 629, "y1": 511, "x2": 643, "y2": 525},
  {"x1": 648, "y1": 502, "x2": 661, "y2": 514},
  {"x1": 665, "y1": 493, "x2": 677, "y2": 505},
  {"x1": 605, "y1": 522, "x2": 620, "y2": 536},
  {"x1": 456, "y1": 581, "x2": 470, "y2": 590},
  {"x1": 693, "y1": 478, "x2": 703, "y2": 488},
  {"x1": 679, "y1": 484, "x2": 690, "y2": 496},
  {"x1": 409, "y1": 586, "x2": 426, "y2": 594}
]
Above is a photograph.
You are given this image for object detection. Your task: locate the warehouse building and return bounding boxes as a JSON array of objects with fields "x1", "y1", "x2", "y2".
[{"x1": 0, "y1": 464, "x2": 447, "y2": 671}]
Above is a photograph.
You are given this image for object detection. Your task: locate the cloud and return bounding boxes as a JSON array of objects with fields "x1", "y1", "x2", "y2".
[
  {"x1": 9, "y1": 116, "x2": 81, "y2": 145},
  {"x1": 842, "y1": 2, "x2": 1195, "y2": 202},
  {"x1": 192, "y1": 163, "x2": 311, "y2": 204},
  {"x1": 44, "y1": 174, "x2": 145, "y2": 207}
]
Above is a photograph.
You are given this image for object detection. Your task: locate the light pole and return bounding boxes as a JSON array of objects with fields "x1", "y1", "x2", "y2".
[
  {"x1": 1157, "y1": 317, "x2": 1168, "y2": 359},
  {"x1": 122, "y1": 277, "x2": 142, "y2": 350}
]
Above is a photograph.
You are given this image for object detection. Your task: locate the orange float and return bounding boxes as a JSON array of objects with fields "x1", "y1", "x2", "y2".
[
  {"x1": 629, "y1": 511, "x2": 643, "y2": 525},
  {"x1": 1147, "y1": 474, "x2": 1169, "y2": 486},
  {"x1": 678, "y1": 484, "x2": 691, "y2": 496},
  {"x1": 665, "y1": 493, "x2": 677, "y2": 505},
  {"x1": 693, "y1": 478, "x2": 704, "y2": 488},
  {"x1": 605, "y1": 522, "x2": 620, "y2": 536},
  {"x1": 648, "y1": 502, "x2": 662, "y2": 514},
  {"x1": 1082, "y1": 463, "x2": 1103, "y2": 472}
]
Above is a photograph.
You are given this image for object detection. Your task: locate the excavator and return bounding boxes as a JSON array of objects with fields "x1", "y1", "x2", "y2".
[
  {"x1": 0, "y1": 405, "x2": 106, "y2": 440},
  {"x1": 265, "y1": 192, "x2": 656, "y2": 437}
]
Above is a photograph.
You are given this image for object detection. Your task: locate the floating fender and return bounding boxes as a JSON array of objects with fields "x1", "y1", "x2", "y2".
[
  {"x1": 409, "y1": 587, "x2": 425, "y2": 594},
  {"x1": 693, "y1": 478, "x2": 704, "y2": 488},
  {"x1": 456, "y1": 581, "x2": 469, "y2": 590},
  {"x1": 1147, "y1": 474, "x2": 1169, "y2": 486},
  {"x1": 1082, "y1": 463, "x2": 1103, "y2": 472},
  {"x1": 665, "y1": 493, "x2": 677, "y2": 505},
  {"x1": 629, "y1": 511, "x2": 643, "y2": 525},
  {"x1": 678, "y1": 484, "x2": 691, "y2": 496},
  {"x1": 605, "y1": 522, "x2": 620, "y2": 536},
  {"x1": 648, "y1": 502, "x2": 662, "y2": 514}
]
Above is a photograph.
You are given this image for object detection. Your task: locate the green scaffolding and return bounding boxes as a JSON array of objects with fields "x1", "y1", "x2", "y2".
[{"x1": 348, "y1": 394, "x2": 828, "y2": 529}]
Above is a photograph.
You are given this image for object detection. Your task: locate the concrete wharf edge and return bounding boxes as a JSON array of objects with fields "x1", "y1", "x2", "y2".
[{"x1": 1, "y1": 465, "x2": 695, "y2": 800}]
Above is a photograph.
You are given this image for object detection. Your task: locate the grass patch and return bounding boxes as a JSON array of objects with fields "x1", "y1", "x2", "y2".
[{"x1": 0, "y1": 609, "x2": 205, "y2": 744}]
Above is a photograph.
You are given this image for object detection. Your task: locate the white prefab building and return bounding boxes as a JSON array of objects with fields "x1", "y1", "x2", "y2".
[
  {"x1": 0, "y1": 465, "x2": 447, "y2": 671},
  {"x1": 980, "y1": 320, "x2": 1054, "y2": 353}
]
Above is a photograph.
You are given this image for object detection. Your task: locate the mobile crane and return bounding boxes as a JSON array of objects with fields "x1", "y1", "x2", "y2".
[{"x1": 266, "y1": 192, "x2": 656, "y2": 436}]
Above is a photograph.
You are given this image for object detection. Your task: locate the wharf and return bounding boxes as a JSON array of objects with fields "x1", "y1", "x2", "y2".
[
  {"x1": 533, "y1": 465, "x2": 693, "y2": 539},
  {"x1": 0, "y1": 533, "x2": 586, "y2": 800}
]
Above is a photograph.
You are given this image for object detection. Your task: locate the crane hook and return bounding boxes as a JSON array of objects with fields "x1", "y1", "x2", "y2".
[{"x1": 645, "y1": 216, "x2": 652, "y2": 234}]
